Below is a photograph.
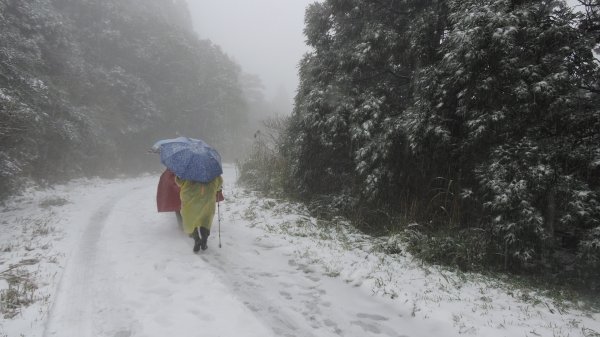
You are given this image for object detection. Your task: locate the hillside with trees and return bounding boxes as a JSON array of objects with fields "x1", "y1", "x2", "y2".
[
  {"x1": 242, "y1": 0, "x2": 600, "y2": 290},
  {"x1": 0, "y1": 0, "x2": 250, "y2": 199}
]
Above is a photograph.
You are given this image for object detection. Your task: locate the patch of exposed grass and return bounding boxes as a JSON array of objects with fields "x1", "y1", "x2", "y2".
[
  {"x1": 0, "y1": 260, "x2": 39, "y2": 319},
  {"x1": 39, "y1": 197, "x2": 69, "y2": 209},
  {"x1": 0, "y1": 213, "x2": 60, "y2": 322}
]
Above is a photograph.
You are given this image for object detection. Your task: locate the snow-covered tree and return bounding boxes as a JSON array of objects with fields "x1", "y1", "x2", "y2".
[
  {"x1": 289, "y1": 0, "x2": 600, "y2": 283},
  {"x1": 289, "y1": 0, "x2": 447, "y2": 212},
  {"x1": 413, "y1": 0, "x2": 599, "y2": 271}
]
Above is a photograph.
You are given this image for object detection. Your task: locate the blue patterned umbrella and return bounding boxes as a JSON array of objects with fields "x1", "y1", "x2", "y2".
[{"x1": 153, "y1": 137, "x2": 222, "y2": 183}]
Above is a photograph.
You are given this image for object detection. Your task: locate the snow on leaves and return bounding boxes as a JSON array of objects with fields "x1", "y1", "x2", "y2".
[{"x1": 290, "y1": 0, "x2": 600, "y2": 283}]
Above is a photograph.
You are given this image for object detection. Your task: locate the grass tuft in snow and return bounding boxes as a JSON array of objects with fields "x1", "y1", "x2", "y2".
[
  {"x1": 0, "y1": 260, "x2": 39, "y2": 319},
  {"x1": 0, "y1": 212, "x2": 61, "y2": 323}
]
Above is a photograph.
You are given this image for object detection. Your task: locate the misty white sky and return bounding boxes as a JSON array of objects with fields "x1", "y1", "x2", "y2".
[
  {"x1": 184, "y1": 0, "x2": 315, "y2": 110},
  {"x1": 183, "y1": 0, "x2": 586, "y2": 111}
]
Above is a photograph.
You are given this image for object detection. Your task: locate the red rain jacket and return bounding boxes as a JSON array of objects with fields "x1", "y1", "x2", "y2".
[{"x1": 156, "y1": 169, "x2": 181, "y2": 212}]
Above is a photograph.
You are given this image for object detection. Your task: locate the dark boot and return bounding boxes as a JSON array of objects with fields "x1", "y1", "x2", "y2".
[
  {"x1": 192, "y1": 228, "x2": 201, "y2": 253},
  {"x1": 199, "y1": 227, "x2": 210, "y2": 251}
]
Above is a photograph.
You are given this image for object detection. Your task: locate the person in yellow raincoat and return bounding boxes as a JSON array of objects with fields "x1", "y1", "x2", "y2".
[{"x1": 175, "y1": 175, "x2": 223, "y2": 252}]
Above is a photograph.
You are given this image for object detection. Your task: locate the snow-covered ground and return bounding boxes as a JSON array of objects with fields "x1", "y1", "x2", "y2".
[{"x1": 0, "y1": 164, "x2": 599, "y2": 337}]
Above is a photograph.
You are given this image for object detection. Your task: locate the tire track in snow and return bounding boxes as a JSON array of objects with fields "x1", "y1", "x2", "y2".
[{"x1": 44, "y1": 184, "x2": 138, "y2": 337}]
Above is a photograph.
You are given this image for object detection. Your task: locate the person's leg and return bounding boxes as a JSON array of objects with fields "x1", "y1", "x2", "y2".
[
  {"x1": 199, "y1": 227, "x2": 210, "y2": 251},
  {"x1": 192, "y1": 227, "x2": 201, "y2": 253}
]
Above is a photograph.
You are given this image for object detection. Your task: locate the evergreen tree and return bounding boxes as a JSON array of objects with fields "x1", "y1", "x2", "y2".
[
  {"x1": 413, "y1": 0, "x2": 599, "y2": 272},
  {"x1": 289, "y1": 0, "x2": 447, "y2": 213},
  {"x1": 289, "y1": 0, "x2": 600, "y2": 284}
]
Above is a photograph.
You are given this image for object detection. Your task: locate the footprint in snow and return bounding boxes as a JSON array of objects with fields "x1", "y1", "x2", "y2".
[
  {"x1": 253, "y1": 240, "x2": 280, "y2": 249},
  {"x1": 113, "y1": 330, "x2": 131, "y2": 337},
  {"x1": 357, "y1": 313, "x2": 389, "y2": 321},
  {"x1": 279, "y1": 291, "x2": 293, "y2": 300},
  {"x1": 351, "y1": 320, "x2": 381, "y2": 334},
  {"x1": 254, "y1": 271, "x2": 277, "y2": 278},
  {"x1": 153, "y1": 262, "x2": 166, "y2": 271},
  {"x1": 147, "y1": 286, "x2": 173, "y2": 298},
  {"x1": 305, "y1": 274, "x2": 320, "y2": 283}
]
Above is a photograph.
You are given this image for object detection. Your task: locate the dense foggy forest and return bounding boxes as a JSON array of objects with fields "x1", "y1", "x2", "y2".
[
  {"x1": 2, "y1": 0, "x2": 600, "y2": 291},
  {"x1": 242, "y1": 0, "x2": 600, "y2": 289},
  {"x1": 0, "y1": 0, "x2": 278, "y2": 200}
]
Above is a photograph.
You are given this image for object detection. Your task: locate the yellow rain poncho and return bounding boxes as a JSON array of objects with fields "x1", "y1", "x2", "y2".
[{"x1": 175, "y1": 175, "x2": 223, "y2": 235}]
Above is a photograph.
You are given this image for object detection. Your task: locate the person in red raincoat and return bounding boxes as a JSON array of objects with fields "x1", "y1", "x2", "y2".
[{"x1": 156, "y1": 169, "x2": 182, "y2": 226}]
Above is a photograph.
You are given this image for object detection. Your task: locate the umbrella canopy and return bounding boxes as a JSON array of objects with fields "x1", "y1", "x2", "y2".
[
  {"x1": 153, "y1": 137, "x2": 223, "y2": 183},
  {"x1": 151, "y1": 136, "x2": 193, "y2": 152}
]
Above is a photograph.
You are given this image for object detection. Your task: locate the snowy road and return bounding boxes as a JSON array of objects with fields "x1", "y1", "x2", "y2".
[
  {"x1": 41, "y1": 165, "x2": 449, "y2": 337},
  {"x1": 2, "y1": 164, "x2": 598, "y2": 337},
  {"x1": 43, "y1": 167, "x2": 275, "y2": 337}
]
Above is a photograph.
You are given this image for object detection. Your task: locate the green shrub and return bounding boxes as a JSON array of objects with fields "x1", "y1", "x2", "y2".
[{"x1": 238, "y1": 116, "x2": 291, "y2": 196}]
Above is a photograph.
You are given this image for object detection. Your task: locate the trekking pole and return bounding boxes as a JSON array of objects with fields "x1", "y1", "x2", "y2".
[{"x1": 218, "y1": 200, "x2": 222, "y2": 248}]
